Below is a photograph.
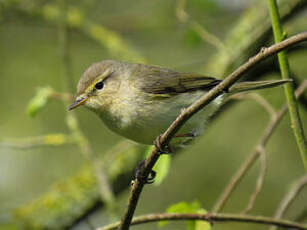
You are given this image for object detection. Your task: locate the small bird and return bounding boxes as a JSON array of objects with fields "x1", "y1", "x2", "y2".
[{"x1": 69, "y1": 60, "x2": 289, "y2": 146}]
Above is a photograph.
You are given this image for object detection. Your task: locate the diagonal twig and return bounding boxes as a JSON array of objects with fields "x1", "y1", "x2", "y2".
[
  {"x1": 175, "y1": 0, "x2": 226, "y2": 51},
  {"x1": 269, "y1": 174, "x2": 307, "y2": 230},
  {"x1": 229, "y1": 92, "x2": 277, "y2": 118},
  {"x1": 57, "y1": 0, "x2": 116, "y2": 211},
  {"x1": 118, "y1": 32, "x2": 307, "y2": 230},
  {"x1": 212, "y1": 79, "x2": 307, "y2": 213},
  {"x1": 242, "y1": 145, "x2": 267, "y2": 214}
]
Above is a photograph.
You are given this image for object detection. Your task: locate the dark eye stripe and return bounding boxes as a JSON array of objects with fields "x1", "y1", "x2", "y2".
[{"x1": 95, "y1": 81, "x2": 104, "y2": 90}]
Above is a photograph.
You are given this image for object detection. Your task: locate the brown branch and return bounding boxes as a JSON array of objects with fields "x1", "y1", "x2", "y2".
[
  {"x1": 118, "y1": 32, "x2": 307, "y2": 230},
  {"x1": 212, "y1": 79, "x2": 307, "y2": 213},
  {"x1": 269, "y1": 174, "x2": 307, "y2": 230},
  {"x1": 229, "y1": 92, "x2": 277, "y2": 117},
  {"x1": 242, "y1": 145, "x2": 267, "y2": 214},
  {"x1": 99, "y1": 213, "x2": 307, "y2": 230}
]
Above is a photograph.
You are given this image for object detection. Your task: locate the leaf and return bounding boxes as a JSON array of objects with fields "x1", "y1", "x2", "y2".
[
  {"x1": 27, "y1": 87, "x2": 53, "y2": 118},
  {"x1": 166, "y1": 201, "x2": 201, "y2": 213},
  {"x1": 153, "y1": 154, "x2": 171, "y2": 186},
  {"x1": 195, "y1": 209, "x2": 211, "y2": 230},
  {"x1": 159, "y1": 201, "x2": 202, "y2": 229}
]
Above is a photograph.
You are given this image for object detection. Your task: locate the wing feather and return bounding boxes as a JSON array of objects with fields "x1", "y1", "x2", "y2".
[{"x1": 132, "y1": 64, "x2": 221, "y2": 96}]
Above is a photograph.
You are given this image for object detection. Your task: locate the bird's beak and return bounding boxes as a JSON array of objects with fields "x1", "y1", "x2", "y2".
[{"x1": 68, "y1": 96, "x2": 88, "y2": 111}]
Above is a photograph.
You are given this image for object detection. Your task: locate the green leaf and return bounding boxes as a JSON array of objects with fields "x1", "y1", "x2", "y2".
[
  {"x1": 195, "y1": 209, "x2": 211, "y2": 230},
  {"x1": 166, "y1": 201, "x2": 201, "y2": 213},
  {"x1": 159, "y1": 201, "x2": 203, "y2": 229},
  {"x1": 153, "y1": 154, "x2": 171, "y2": 186},
  {"x1": 27, "y1": 87, "x2": 53, "y2": 118}
]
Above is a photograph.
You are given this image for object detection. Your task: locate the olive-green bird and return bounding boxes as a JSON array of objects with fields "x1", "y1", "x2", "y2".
[{"x1": 68, "y1": 60, "x2": 289, "y2": 145}]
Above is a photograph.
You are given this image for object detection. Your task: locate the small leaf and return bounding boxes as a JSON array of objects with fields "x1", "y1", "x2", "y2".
[
  {"x1": 195, "y1": 209, "x2": 211, "y2": 230},
  {"x1": 159, "y1": 201, "x2": 202, "y2": 228},
  {"x1": 166, "y1": 201, "x2": 200, "y2": 213},
  {"x1": 153, "y1": 154, "x2": 171, "y2": 186},
  {"x1": 27, "y1": 87, "x2": 53, "y2": 118}
]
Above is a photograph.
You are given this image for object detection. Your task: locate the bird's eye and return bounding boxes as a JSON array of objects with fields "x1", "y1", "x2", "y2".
[{"x1": 95, "y1": 81, "x2": 104, "y2": 90}]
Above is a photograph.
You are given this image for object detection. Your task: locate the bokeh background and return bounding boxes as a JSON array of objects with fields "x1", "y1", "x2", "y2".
[{"x1": 0, "y1": 0, "x2": 306, "y2": 229}]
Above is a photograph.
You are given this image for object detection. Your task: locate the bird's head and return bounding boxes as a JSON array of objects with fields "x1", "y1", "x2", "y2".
[{"x1": 68, "y1": 60, "x2": 124, "y2": 112}]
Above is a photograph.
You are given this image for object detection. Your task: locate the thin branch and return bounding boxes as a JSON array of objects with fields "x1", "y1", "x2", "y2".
[
  {"x1": 57, "y1": 0, "x2": 116, "y2": 211},
  {"x1": 175, "y1": 0, "x2": 226, "y2": 50},
  {"x1": 50, "y1": 92, "x2": 73, "y2": 102},
  {"x1": 118, "y1": 32, "x2": 307, "y2": 230},
  {"x1": 0, "y1": 134, "x2": 75, "y2": 150},
  {"x1": 268, "y1": 0, "x2": 307, "y2": 170},
  {"x1": 269, "y1": 174, "x2": 307, "y2": 230},
  {"x1": 212, "y1": 79, "x2": 307, "y2": 213},
  {"x1": 229, "y1": 93, "x2": 277, "y2": 118},
  {"x1": 99, "y1": 213, "x2": 307, "y2": 230},
  {"x1": 242, "y1": 145, "x2": 267, "y2": 214}
]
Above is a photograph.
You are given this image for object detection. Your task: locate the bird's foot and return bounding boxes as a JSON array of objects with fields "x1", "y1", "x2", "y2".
[
  {"x1": 154, "y1": 135, "x2": 173, "y2": 154},
  {"x1": 134, "y1": 160, "x2": 156, "y2": 184},
  {"x1": 174, "y1": 132, "x2": 197, "y2": 138}
]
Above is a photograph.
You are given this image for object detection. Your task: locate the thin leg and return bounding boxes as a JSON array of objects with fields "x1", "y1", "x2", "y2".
[
  {"x1": 135, "y1": 160, "x2": 156, "y2": 184},
  {"x1": 174, "y1": 132, "x2": 196, "y2": 138},
  {"x1": 154, "y1": 135, "x2": 173, "y2": 154}
]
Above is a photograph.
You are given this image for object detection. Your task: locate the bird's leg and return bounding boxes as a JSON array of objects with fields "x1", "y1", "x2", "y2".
[
  {"x1": 134, "y1": 160, "x2": 156, "y2": 184},
  {"x1": 154, "y1": 135, "x2": 173, "y2": 154},
  {"x1": 174, "y1": 132, "x2": 197, "y2": 138}
]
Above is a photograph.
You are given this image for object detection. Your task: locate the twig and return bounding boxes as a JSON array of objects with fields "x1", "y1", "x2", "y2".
[
  {"x1": 99, "y1": 213, "x2": 307, "y2": 230},
  {"x1": 57, "y1": 0, "x2": 116, "y2": 211},
  {"x1": 268, "y1": 0, "x2": 307, "y2": 170},
  {"x1": 118, "y1": 32, "x2": 307, "y2": 230},
  {"x1": 242, "y1": 145, "x2": 267, "y2": 214},
  {"x1": 212, "y1": 80, "x2": 307, "y2": 213},
  {"x1": 269, "y1": 174, "x2": 307, "y2": 230},
  {"x1": 0, "y1": 134, "x2": 75, "y2": 150},
  {"x1": 175, "y1": 0, "x2": 226, "y2": 50},
  {"x1": 229, "y1": 93, "x2": 277, "y2": 118},
  {"x1": 50, "y1": 92, "x2": 73, "y2": 102}
]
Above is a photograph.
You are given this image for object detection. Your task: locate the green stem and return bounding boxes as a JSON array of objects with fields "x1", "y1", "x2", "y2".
[{"x1": 268, "y1": 0, "x2": 307, "y2": 170}]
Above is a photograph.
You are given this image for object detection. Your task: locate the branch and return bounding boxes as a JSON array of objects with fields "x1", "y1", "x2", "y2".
[
  {"x1": 0, "y1": 134, "x2": 75, "y2": 150},
  {"x1": 270, "y1": 174, "x2": 307, "y2": 230},
  {"x1": 268, "y1": 0, "x2": 307, "y2": 170},
  {"x1": 175, "y1": 0, "x2": 226, "y2": 51},
  {"x1": 99, "y1": 213, "x2": 307, "y2": 230},
  {"x1": 204, "y1": 0, "x2": 307, "y2": 77},
  {"x1": 57, "y1": 0, "x2": 116, "y2": 211},
  {"x1": 229, "y1": 93, "x2": 277, "y2": 117},
  {"x1": 212, "y1": 79, "x2": 307, "y2": 213},
  {"x1": 118, "y1": 32, "x2": 307, "y2": 230},
  {"x1": 242, "y1": 145, "x2": 267, "y2": 214},
  {"x1": 14, "y1": 141, "x2": 146, "y2": 230}
]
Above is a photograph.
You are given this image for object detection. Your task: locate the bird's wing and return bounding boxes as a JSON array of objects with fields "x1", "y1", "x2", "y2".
[{"x1": 133, "y1": 64, "x2": 221, "y2": 96}]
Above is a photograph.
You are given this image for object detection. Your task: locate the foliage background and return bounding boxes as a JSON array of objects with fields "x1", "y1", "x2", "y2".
[{"x1": 0, "y1": 0, "x2": 306, "y2": 229}]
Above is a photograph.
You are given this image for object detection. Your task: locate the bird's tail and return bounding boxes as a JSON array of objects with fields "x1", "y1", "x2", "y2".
[{"x1": 228, "y1": 79, "x2": 292, "y2": 94}]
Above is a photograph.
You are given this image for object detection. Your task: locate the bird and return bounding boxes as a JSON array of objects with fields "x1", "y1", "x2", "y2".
[{"x1": 68, "y1": 60, "x2": 290, "y2": 146}]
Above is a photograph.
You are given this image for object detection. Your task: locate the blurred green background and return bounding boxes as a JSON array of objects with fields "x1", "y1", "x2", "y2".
[{"x1": 0, "y1": 0, "x2": 306, "y2": 229}]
